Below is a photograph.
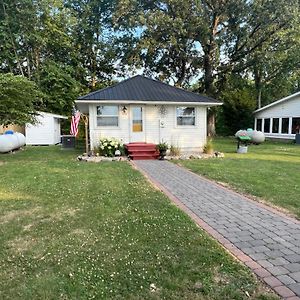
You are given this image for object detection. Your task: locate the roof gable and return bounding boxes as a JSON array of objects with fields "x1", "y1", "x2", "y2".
[
  {"x1": 77, "y1": 75, "x2": 221, "y2": 104},
  {"x1": 254, "y1": 91, "x2": 300, "y2": 113}
]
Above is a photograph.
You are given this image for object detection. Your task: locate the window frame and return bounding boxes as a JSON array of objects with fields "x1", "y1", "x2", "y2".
[
  {"x1": 175, "y1": 106, "x2": 196, "y2": 127},
  {"x1": 292, "y1": 117, "x2": 300, "y2": 134},
  {"x1": 96, "y1": 105, "x2": 119, "y2": 128},
  {"x1": 264, "y1": 118, "x2": 270, "y2": 133},
  {"x1": 272, "y1": 118, "x2": 279, "y2": 134},
  {"x1": 281, "y1": 117, "x2": 290, "y2": 134},
  {"x1": 256, "y1": 118, "x2": 262, "y2": 131}
]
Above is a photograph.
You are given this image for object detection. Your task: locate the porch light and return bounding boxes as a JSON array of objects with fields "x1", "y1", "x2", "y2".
[{"x1": 121, "y1": 106, "x2": 128, "y2": 114}]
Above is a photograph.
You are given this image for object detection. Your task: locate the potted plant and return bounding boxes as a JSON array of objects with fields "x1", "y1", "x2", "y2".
[{"x1": 156, "y1": 142, "x2": 169, "y2": 160}]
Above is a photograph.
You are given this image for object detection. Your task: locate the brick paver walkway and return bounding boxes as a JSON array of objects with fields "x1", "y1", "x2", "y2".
[{"x1": 134, "y1": 160, "x2": 300, "y2": 299}]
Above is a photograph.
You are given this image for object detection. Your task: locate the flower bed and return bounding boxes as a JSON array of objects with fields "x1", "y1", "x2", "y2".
[{"x1": 97, "y1": 137, "x2": 123, "y2": 157}]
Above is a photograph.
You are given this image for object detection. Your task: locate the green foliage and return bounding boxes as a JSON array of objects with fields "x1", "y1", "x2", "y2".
[
  {"x1": 0, "y1": 0, "x2": 300, "y2": 130},
  {"x1": 220, "y1": 89, "x2": 256, "y2": 135},
  {"x1": 169, "y1": 145, "x2": 181, "y2": 156},
  {"x1": 156, "y1": 142, "x2": 169, "y2": 152},
  {"x1": 113, "y1": 0, "x2": 299, "y2": 95},
  {"x1": 203, "y1": 139, "x2": 214, "y2": 154},
  {"x1": 0, "y1": 73, "x2": 42, "y2": 125},
  {"x1": 0, "y1": 0, "x2": 116, "y2": 115},
  {"x1": 98, "y1": 137, "x2": 122, "y2": 157},
  {"x1": 36, "y1": 61, "x2": 80, "y2": 115}
]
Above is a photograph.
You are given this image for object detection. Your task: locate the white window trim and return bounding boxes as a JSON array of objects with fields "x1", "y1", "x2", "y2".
[
  {"x1": 263, "y1": 118, "x2": 271, "y2": 133},
  {"x1": 175, "y1": 106, "x2": 197, "y2": 128},
  {"x1": 271, "y1": 117, "x2": 280, "y2": 134},
  {"x1": 256, "y1": 118, "x2": 263, "y2": 131},
  {"x1": 281, "y1": 117, "x2": 290, "y2": 134},
  {"x1": 96, "y1": 105, "x2": 120, "y2": 128}
]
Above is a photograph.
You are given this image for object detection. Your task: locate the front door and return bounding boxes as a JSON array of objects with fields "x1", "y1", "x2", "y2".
[{"x1": 130, "y1": 106, "x2": 145, "y2": 142}]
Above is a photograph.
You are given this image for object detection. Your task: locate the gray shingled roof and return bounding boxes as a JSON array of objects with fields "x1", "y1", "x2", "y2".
[{"x1": 78, "y1": 75, "x2": 220, "y2": 104}]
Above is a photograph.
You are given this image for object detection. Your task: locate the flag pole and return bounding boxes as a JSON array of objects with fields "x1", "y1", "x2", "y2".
[{"x1": 81, "y1": 114, "x2": 89, "y2": 154}]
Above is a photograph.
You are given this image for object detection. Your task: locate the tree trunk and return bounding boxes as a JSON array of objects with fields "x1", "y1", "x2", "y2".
[
  {"x1": 254, "y1": 63, "x2": 263, "y2": 109},
  {"x1": 203, "y1": 14, "x2": 220, "y2": 136},
  {"x1": 203, "y1": 50, "x2": 214, "y2": 94},
  {"x1": 257, "y1": 88, "x2": 262, "y2": 109}
]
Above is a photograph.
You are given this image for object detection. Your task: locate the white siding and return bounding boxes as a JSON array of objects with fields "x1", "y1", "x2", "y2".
[
  {"x1": 25, "y1": 112, "x2": 65, "y2": 145},
  {"x1": 89, "y1": 103, "x2": 207, "y2": 152},
  {"x1": 255, "y1": 96, "x2": 300, "y2": 118},
  {"x1": 53, "y1": 118, "x2": 62, "y2": 144},
  {"x1": 254, "y1": 95, "x2": 300, "y2": 139}
]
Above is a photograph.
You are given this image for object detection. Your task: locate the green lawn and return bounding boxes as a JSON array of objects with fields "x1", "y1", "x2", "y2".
[
  {"x1": 0, "y1": 146, "x2": 276, "y2": 300},
  {"x1": 178, "y1": 137, "x2": 300, "y2": 218}
]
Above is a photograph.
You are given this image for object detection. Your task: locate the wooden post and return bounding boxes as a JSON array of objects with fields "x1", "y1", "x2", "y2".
[{"x1": 81, "y1": 114, "x2": 89, "y2": 154}]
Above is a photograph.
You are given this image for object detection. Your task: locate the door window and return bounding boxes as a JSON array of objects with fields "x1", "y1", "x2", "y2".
[{"x1": 132, "y1": 107, "x2": 143, "y2": 132}]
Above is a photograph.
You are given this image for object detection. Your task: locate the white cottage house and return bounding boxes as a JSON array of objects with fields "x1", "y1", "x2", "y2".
[
  {"x1": 76, "y1": 75, "x2": 221, "y2": 153},
  {"x1": 25, "y1": 111, "x2": 67, "y2": 145},
  {"x1": 254, "y1": 92, "x2": 300, "y2": 140}
]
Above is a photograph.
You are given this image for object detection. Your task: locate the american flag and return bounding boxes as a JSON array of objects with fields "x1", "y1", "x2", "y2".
[{"x1": 70, "y1": 108, "x2": 81, "y2": 136}]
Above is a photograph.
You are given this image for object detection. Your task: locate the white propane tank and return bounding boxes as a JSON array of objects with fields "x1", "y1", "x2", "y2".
[
  {"x1": 0, "y1": 132, "x2": 26, "y2": 153},
  {"x1": 249, "y1": 130, "x2": 265, "y2": 144},
  {"x1": 0, "y1": 135, "x2": 14, "y2": 153},
  {"x1": 9, "y1": 134, "x2": 19, "y2": 150},
  {"x1": 15, "y1": 132, "x2": 26, "y2": 148}
]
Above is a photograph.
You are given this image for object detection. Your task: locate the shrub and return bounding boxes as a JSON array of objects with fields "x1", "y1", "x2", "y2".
[
  {"x1": 98, "y1": 137, "x2": 122, "y2": 157},
  {"x1": 170, "y1": 145, "x2": 181, "y2": 156},
  {"x1": 203, "y1": 139, "x2": 214, "y2": 154}
]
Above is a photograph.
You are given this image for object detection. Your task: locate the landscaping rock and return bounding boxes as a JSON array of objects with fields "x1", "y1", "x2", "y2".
[
  {"x1": 214, "y1": 151, "x2": 225, "y2": 158},
  {"x1": 77, "y1": 155, "x2": 128, "y2": 162},
  {"x1": 193, "y1": 281, "x2": 203, "y2": 291}
]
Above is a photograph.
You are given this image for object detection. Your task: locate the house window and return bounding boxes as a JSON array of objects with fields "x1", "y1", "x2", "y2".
[
  {"x1": 176, "y1": 107, "x2": 195, "y2": 126},
  {"x1": 97, "y1": 105, "x2": 119, "y2": 126},
  {"x1": 281, "y1": 118, "x2": 289, "y2": 134},
  {"x1": 292, "y1": 117, "x2": 300, "y2": 134},
  {"x1": 272, "y1": 118, "x2": 279, "y2": 133},
  {"x1": 256, "y1": 119, "x2": 262, "y2": 131},
  {"x1": 264, "y1": 118, "x2": 270, "y2": 133}
]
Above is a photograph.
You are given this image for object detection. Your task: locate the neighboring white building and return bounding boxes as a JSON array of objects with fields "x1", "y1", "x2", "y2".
[
  {"x1": 76, "y1": 75, "x2": 222, "y2": 152},
  {"x1": 254, "y1": 92, "x2": 300, "y2": 140},
  {"x1": 25, "y1": 111, "x2": 68, "y2": 145}
]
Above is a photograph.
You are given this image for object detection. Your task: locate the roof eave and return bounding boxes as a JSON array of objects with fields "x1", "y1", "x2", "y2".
[{"x1": 75, "y1": 99, "x2": 222, "y2": 106}]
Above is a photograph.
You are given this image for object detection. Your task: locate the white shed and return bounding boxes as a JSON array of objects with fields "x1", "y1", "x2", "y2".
[
  {"x1": 25, "y1": 111, "x2": 68, "y2": 145},
  {"x1": 254, "y1": 92, "x2": 300, "y2": 140}
]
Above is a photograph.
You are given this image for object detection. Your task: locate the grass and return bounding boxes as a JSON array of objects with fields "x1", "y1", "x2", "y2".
[
  {"x1": 0, "y1": 146, "x2": 277, "y2": 300},
  {"x1": 178, "y1": 137, "x2": 300, "y2": 218}
]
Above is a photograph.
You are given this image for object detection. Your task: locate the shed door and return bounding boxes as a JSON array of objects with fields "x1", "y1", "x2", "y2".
[
  {"x1": 130, "y1": 106, "x2": 145, "y2": 142},
  {"x1": 53, "y1": 118, "x2": 61, "y2": 144}
]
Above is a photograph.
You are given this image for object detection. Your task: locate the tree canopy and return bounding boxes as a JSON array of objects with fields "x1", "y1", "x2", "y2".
[
  {"x1": 0, "y1": 73, "x2": 42, "y2": 125},
  {"x1": 0, "y1": 0, "x2": 299, "y2": 132}
]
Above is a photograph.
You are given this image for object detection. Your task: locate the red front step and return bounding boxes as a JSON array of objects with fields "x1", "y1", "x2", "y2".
[
  {"x1": 125, "y1": 142, "x2": 159, "y2": 160},
  {"x1": 129, "y1": 153, "x2": 159, "y2": 160}
]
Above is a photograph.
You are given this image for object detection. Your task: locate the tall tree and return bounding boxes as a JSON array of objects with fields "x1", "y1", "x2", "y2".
[
  {"x1": 66, "y1": 0, "x2": 116, "y2": 88},
  {"x1": 0, "y1": 0, "x2": 75, "y2": 78},
  {"x1": 113, "y1": 0, "x2": 298, "y2": 94}
]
